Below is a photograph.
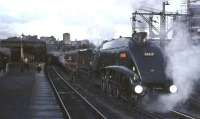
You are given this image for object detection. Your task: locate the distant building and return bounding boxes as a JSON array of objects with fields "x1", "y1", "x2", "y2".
[
  {"x1": 23, "y1": 35, "x2": 38, "y2": 40},
  {"x1": 63, "y1": 33, "x2": 70, "y2": 44},
  {"x1": 6, "y1": 35, "x2": 38, "y2": 41},
  {"x1": 7, "y1": 37, "x2": 19, "y2": 40},
  {"x1": 40, "y1": 36, "x2": 56, "y2": 44},
  {"x1": 62, "y1": 39, "x2": 92, "y2": 51},
  {"x1": 80, "y1": 40, "x2": 90, "y2": 48}
]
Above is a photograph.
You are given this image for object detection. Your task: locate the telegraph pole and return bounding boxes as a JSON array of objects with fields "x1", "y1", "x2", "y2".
[
  {"x1": 132, "y1": 12, "x2": 136, "y2": 34},
  {"x1": 131, "y1": 1, "x2": 187, "y2": 46},
  {"x1": 187, "y1": 0, "x2": 191, "y2": 31},
  {"x1": 160, "y1": 2, "x2": 167, "y2": 40},
  {"x1": 149, "y1": 15, "x2": 153, "y2": 38}
]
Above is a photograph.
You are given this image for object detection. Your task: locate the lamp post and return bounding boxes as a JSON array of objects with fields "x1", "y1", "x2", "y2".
[{"x1": 21, "y1": 34, "x2": 24, "y2": 62}]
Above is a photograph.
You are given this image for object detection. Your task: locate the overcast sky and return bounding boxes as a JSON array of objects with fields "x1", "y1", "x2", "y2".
[{"x1": 0, "y1": 0, "x2": 185, "y2": 43}]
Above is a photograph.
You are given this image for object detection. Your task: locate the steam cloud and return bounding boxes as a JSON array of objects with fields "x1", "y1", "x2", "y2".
[
  {"x1": 129, "y1": 0, "x2": 199, "y2": 112},
  {"x1": 154, "y1": 23, "x2": 200, "y2": 112},
  {"x1": 87, "y1": 24, "x2": 115, "y2": 46},
  {"x1": 58, "y1": 54, "x2": 65, "y2": 65},
  {"x1": 130, "y1": 0, "x2": 167, "y2": 10},
  {"x1": 49, "y1": 51, "x2": 65, "y2": 65}
]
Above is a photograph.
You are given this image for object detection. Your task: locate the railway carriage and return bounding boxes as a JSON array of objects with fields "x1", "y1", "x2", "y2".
[{"x1": 64, "y1": 49, "x2": 93, "y2": 79}]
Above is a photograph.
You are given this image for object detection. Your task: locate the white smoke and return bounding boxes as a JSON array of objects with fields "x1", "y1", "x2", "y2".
[
  {"x1": 155, "y1": 23, "x2": 200, "y2": 112},
  {"x1": 129, "y1": 0, "x2": 167, "y2": 11},
  {"x1": 49, "y1": 51, "x2": 65, "y2": 65},
  {"x1": 87, "y1": 24, "x2": 115, "y2": 46},
  {"x1": 58, "y1": 54, "x2": 65, "y2": 65}
]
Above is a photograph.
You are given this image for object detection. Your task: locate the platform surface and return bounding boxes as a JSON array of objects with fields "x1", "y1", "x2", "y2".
[{"x1": 0, "y1": 64, "x2": 64, "y2": 119}]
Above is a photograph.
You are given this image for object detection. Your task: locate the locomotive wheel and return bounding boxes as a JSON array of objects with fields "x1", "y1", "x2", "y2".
[
  {"x1": 107, "y1": 81, "x2": 111, "y2": 95},
  {"x1": 112, "y1": 87, "x2": 120, "y2": 98},
  {"x1": 101, "y1": 74, "x2": 106, "y2": 92},
  {"x1": 109, "y1": 81, "x2": 119, "y2": 98},
  {"x1": 101, "y1": 78, "x2": 105, "y2": 91},
  {"x1": 116, "y1": 87, "x2": 120, "y2": 98}
]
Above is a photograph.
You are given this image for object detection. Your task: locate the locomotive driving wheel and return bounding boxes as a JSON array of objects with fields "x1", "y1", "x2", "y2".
[
  {"x1": 106, "y1": 72, "x2": 113, "y2": 95},
  {"x1": 100, "y1": 72, "x2": 106, "y2": 92},
  {"x1": 111, "y1": 86, "x2": 120, "y2": 98},
  {"x1": 110, "y1": 79, "x2": 120, "y2": 97},
  {"x1": 100, "y1": 70, "x2": 112, "y2": 95}
]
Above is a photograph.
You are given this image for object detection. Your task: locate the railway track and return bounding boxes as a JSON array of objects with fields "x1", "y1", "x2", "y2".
[
  {"x1": 170, "y1": 110, "x2": 197, "y2": 119},
  {"x1": 46, "y1": 66, "x2": 107, "y2": 119},
  {"x1": 136, "y1": 108, "x2": 198, "y2": 119},
  {"x1": 46, "y1": 65, "x2": 200, "y2": 119}
]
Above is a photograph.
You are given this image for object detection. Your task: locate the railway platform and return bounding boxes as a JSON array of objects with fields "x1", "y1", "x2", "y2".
[{"x1": 0, "y1": 63, "x2": 64, "y2": 119}]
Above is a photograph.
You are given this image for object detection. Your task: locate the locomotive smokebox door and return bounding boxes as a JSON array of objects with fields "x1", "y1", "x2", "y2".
[{"x1": 133, "y1": 32, "x2": 147, "y2": 44}]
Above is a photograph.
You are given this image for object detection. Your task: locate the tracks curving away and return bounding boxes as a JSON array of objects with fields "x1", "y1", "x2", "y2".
[{"x1": 46, "y1": 66, "x2": 107, "y2": 119}]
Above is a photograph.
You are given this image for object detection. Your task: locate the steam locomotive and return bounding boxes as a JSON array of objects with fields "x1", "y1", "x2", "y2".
[{"x1": 63, "y1": 32, "x2": 177, "y2": 103}]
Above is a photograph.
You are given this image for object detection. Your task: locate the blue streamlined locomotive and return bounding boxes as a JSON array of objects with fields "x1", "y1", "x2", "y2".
[{"x1": 92, "y1": 32, "x2": 177, "y2": 102}]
